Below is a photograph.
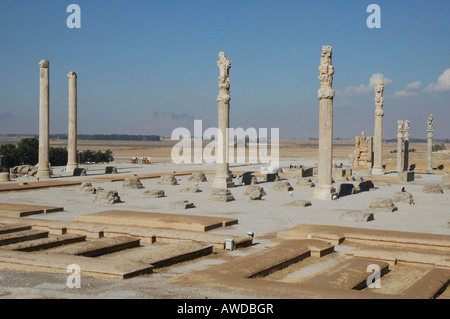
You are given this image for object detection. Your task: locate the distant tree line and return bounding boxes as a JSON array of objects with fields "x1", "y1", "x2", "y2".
[
  {"x1": 45, "y1": 134, "x2": 160, "y2": 141},
  {"x1": 0, "y1": 138, "x2": 113, "y2": 170}
]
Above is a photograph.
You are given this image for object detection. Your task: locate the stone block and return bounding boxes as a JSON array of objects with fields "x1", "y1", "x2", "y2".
[
  {"x1": 392, "y1": 192, "x2": 415, "y2": 205},
  {"x1": 398, "y1": 171, "x2": 415, "y2": 183},
  {"x1": 292, "y1": 167, "x2": 314, "y2": 178},
  {"x1": 122, "y1": 178, "x2": 144, "y2": 189},
  {"x1": 422, "y1": 184, "x2": 444, "y2": 194},
  {"x1": 165, "y1": 200, "x2": 195, "y2": 210},
  {"x1": 368, "y1": 198, "x2": 398, "y2": 212},
  {"x1": 73, "y1": 168, "x2": 87, "y2": 176},
  {"x1": 188, "y1": 172, "x2": 208, "y2": 182},
  {"x1": 105, "y1": 166, "x2": 118, "y2": 174},
  {"x1": 143, "y1": 189, "x2": 165, "y2": 198},
  {"x1": 209, "y1": 189, "x2": 235, "y2": 202},
  {"x1": 93, "y1": 190, "x2": 122, "y2": 205},
  {"x1": 337, "y1": 183, "x2": 357, "y2": 196},
  {"x1": 158, "y1": 175, "x2": 178, "y2": 185},
  {"x1": 357, "y1": 180, "x2": 375, "y2": 192},
  {"x1": 296, "y1": 178, "x2": 315, "y2": 188},
  {"x1": 272, "y1": 181, "x2": 293, "y2": 192},
  {"x1": 282, "y1": 200, "x2": 312, "y2": 207},
  {"x1": 243, "y1": 186, "x2": 266, "y2": 200},
  {"x1": 339, "y1": 211, "x2": 374, "y2": 222},
  {"x1": 0, "y1": 173, "x2": 10, "y2": 182},
  {"x1": 78, "y1": 182, "x2": 96, "y2": 194},
  {"x1": 180, "y1": 187, "x2": 202, "y2": 193}
]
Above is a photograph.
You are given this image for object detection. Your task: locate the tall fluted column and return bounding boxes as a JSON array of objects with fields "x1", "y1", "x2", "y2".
[
  {"x1": 66, "y1": 72, "x2": 78, "y2": 173},
  {"x1": 396, "y1": 120, "x2": 403, "y2": 173},
  {"x1": 37, "y1": 60, "x2": 51, "y2": 179},
  {"x1": 372, "y1": 80, "x2": 385, "y2": 176},
  {"x1": 312, "y1": 46, "x2": 337, "y2": 200},
  {"x1": 403, "y1": 120, "x2": 410, "y2": 171},
  {"x1": 427, "y1": 115, "x2": 434, "y2": 173},
  {"x1": 211, "y1": 51, "x2": 234, "y2": 189}
]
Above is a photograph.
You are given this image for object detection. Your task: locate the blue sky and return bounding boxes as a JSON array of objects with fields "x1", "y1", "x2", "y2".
[{"x1": 0, "y1": 0, "x2": 449, "y2": 139}]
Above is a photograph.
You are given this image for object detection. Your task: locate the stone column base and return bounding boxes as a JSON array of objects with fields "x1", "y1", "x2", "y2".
[
  {"x1": 311, "y1": 186, "x2": 338, "y2": 201},
  {"x1": 371, "y1": 167, "x2": 384, "y2": 176},
  {"x1": 211, "y1": 176, "x2": 235, "y2": 189},
  {"x1": 36, "y1": 169, "x2": 51, "y2": 179},
  {"x1": 66, "y1": 163, "x2": 78, "y2": 174}
]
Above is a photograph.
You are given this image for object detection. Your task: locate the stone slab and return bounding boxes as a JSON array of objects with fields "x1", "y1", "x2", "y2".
[
  {"x1": 99, "y1": 242, "x2": 213, "y2": 269},
  {"x1": 301, "y1": 258, "x2": 389, "y2": 290},
  {"x1": 0, "y1": 181, "x2": 81, "y2": 193},
  {"x1": 46, "y1": 236, "x2": 140, "y2": 257},
  {"x1": 0, "y1": 230, "x2": 49, "y2": 246},
  {"x1": 345, "y1": 246, "x2": 450, "y2": 269},
  {"x1": 0, "y1": 234, "x2": 86, "y2": 252},
  {"x1": 0, "y1": 250, "x2": 153, "y2": 279},
  {"x1": 0, "y1": 203, "x2": 64, "y2": 217},
  {"x1": 0, "y1": 216, "x2": 251, "y2": 251},
  {"x1": 277, "y1": 224, "x2": 450, "y2": 252},
  {"x1": 0, "y1": 223, "x2": 32, "y2": 235},
  {"x1": 400, "y1": 268, "x2": 450, "y2": 299},
  {"x1": 76, "y1": 210, "x2": 238, "y2": 232}
]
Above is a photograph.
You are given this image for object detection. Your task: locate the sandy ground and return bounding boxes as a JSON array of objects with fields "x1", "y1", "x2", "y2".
[{"x1": 0, "y1": 158, "x2": 448, "y2": 300}]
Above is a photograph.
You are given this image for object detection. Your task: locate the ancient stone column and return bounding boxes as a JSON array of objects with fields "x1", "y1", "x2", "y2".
[
  {"x1": 427, "y1": 115, "x2": 434, "y2": 173},
  {"x1": 312, "y1": 46, "x2": 337, "y2": 200},
  {"x1": 371, "y1": 80, "x2": 385, "y2": 176},
  {"x1": 396, "y1": 120, "x2": 404, "y2": 173},
  {"x1": 37, "y1": 60, "x2": 51, "y2": 179},
  {"x1": 66, "y1": 72, "x2": 78, "y2": 173},
  {"x1": 403, "y1": 120, "x2": 410, "y2": 172},
  {"x1": 211, "y1": 51, "x2": 234, "y2": 189}
]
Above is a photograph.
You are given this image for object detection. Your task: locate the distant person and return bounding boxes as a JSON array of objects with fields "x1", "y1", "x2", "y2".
[
  {"x1": 360, "y1": 177, "x2": 364, "y2": 181},
  {"x1": 352, "y1": 177, "x2": 356, "y2": 181},
  {"x1": 402, "y1": 187, "x2": 406, "y2": 192}
]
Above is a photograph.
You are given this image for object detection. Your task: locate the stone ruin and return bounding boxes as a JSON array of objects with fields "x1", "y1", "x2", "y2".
[
  {"x1": 209, "y1": 189, "x2": 235, "y2": 202},
  {"x1": 368, "y1": 198, "x2": 398, "y2": 213},
  {"x1": 243, "y1": 186, "x2": 266, "y2": 200},
  {"x1": 422, "y1": 184, "x2": 444, "y2": 194},
  {"x1": 352, "y1": 131, "x2": 373, "y2": 169},
  {"x1": 296, "y1": 178, "x2": 315, "y2": 188},
  {"x1": 188, "y1": 172, "x2": 208, "y2": 183},
  {"x1": 93, "y1": 189, "x2": 122, "y2": 205},
  {"x1": 144, "y1": 189, "x2": 166, "y2": 198},
  {"x1": 166, "y1": 200, "x2": 195, "y2": 210},
  {"x1": 158, "y1": 175, "x2": 179, "y2": 185},
  {"x1": 123, "y1": 178, "x2": 144, "y2": 189},
  {"x1": 272, "y1": 181, "x2": 293, "y2": 192}
]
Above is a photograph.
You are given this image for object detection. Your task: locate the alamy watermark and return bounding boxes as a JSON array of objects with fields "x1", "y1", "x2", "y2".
[
  {"x1": 66, "y1": 264, "x2": 81, "y2": 288},
  {"x1": 66, "y1": 4, "x2": 81, "y2": 29},
  {"x1": 171, "y1": 120, "x2": 279, "y2": 167}
]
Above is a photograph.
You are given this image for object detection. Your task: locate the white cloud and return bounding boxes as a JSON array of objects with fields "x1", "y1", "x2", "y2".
[
  {"x1": 392, "y1": 81, "x2": 421, "y2": 98},
  {"x1": 339, "y1": 73, "x2": 393, "y2": 96},
  {"x1": 393, "y1": 90, "x2": 418, "y2": 98},
  {"x1": 405, "y1": 81, "x2": 422, "y2": 90},
  {"x1": 425, "y1": 68, "x2": 450, "y2": 92}
]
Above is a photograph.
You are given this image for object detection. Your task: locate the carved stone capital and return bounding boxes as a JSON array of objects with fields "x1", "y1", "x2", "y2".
[
  {"x1": 67, "y1": 71, "x2": 77, "y2": 78},
  {"x1": 39, "y1": 60, "x2": 49, "y2": 69},
  {"x1": 318, "y1": 46, "x2": 334, "y2": 100}
]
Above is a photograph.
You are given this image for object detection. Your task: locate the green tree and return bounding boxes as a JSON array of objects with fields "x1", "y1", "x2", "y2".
[
  {"x1": 0, "y1": 144, "x2": 20, "y2": 169},
  {"x1": 17, "y1": 138, "x2": 39, "y2": 165},
  {"x1": 49, "y1": 147, "x2": 68, "y2": 166}
]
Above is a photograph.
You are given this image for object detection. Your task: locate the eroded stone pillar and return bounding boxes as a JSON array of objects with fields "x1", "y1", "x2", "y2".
[
  {"x1": 311, "y1": 46, "x2": 337, "y2": 200},
  {"x1": 66, "y1": 72, "x2": 78, "y2": 173},
  {"x1": 427, "y1": 115, "x2": 434, "y2": 173},
  {"x1": 372, "y1": 80, "x2": 385, "y2": 176},
  {"x1": 37, "y1": 60, "x2": 51, "y2": 179},
  {"x1": 403, "y1": 120, "x2": 410, "y2": 172},
  {"x1": 396, "y1": 120, "x2": 404, "y2": 173},
  {"x1": 211, "y1": 51, "x2": 234, "y2": 189}
]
